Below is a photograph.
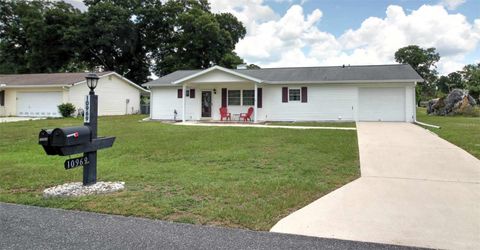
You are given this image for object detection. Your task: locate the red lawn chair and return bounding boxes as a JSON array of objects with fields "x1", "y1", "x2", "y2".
[
  {"x1": 219, "y1": 107, "x2": 231, "y2": 121},
  {"x1": 240, "y1": 107, "x2": 254, "y2": 122}
]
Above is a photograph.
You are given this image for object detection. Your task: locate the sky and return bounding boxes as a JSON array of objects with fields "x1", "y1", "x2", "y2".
[{"x1": 65, "y1": 0, "x2": 480, "y2": 75}]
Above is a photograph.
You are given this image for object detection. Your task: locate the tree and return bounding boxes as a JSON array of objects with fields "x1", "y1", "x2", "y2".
[
  {"x1": 0, "y1": 0, "x2": 247, "y2": 83},
  {"x1": 394, "y1": 45, "x2": 440, "y2": 103},
  {"x1": 77, "y1": 0, "x2": 151, "y2": 84},
  {"x1": 150, "y1": 1, "x2": 246, "y2": 76},
  {"x1": 0, "y1": 0, "x2": 82, "y2": 73},
  {"x1": 461, "y1": 63, "x2": 480, "y2": 101},
  {"x1": 436, "y1": 72, "x2": 465, "y2": 94}
]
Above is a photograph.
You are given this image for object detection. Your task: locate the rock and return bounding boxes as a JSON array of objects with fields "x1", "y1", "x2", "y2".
[
  {"x1": 427, "y1": 89, "x2": 477, "y2": 116},
  {"x1": 445, "y1": 89, "x2": 464, "y2": 114},
  {"x1": 43, "y1": 181, "x2": 125, "y2": 198},
  {"x1": 427, "y1": 99, "x2": 438, "y2": 114}
]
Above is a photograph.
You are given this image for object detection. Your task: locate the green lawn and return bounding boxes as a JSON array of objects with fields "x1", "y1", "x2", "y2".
[
  {"x1": 265, "y1": 121, "x2": 356, "y2": 127},
  {"x1": 416, "y1": 108, "x2": 480, "y2": 159},
  {"x1": 0, "y1": 115, "x2": 359, "y2": 230}
]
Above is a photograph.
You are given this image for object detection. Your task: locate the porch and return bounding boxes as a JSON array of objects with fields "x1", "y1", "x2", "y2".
[{"x1": 176, "y1": 67, "x2": 264, "y2": 123}]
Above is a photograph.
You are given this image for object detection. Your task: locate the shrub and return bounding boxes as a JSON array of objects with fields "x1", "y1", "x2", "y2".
[{"x1": 58, "y1": 103, "x2": 76, "y2": 117}]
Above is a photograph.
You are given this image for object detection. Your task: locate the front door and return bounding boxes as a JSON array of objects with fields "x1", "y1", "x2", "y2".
[{"x1": 201, "y1": 91, "x2": 212, "y2": 118}]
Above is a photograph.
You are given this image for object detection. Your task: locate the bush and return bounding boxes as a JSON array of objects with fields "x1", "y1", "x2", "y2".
[{"x1": 58, "y1": 103, "x2": 76, "y2": 117}]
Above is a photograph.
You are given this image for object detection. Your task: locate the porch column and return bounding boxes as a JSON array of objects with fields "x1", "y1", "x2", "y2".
[
  {"x1": 182, "y1": 84, "x2": 186, "y2": 122},
  {"x1": 254, "y1": 82, "x2": 258, "y2": 123}
]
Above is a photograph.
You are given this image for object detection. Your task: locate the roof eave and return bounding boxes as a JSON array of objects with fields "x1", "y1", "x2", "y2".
[{"x1": 171, "y1": 65, "x2": 263, "y2": 85}]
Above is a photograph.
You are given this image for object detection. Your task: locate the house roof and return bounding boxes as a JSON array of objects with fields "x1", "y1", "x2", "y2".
[
  {"x1": 0, "y1": 72, "x2": 113, "y2": 87},
  {"x1": 0, "y1": 71, "x2": 149, "y2": 93},
  {"x1": 144, "y1": 64, "x2": 424, "y2": 86}
]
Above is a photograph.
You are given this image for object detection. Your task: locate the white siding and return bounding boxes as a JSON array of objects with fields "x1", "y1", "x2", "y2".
[
  {"x1": 69, "y1": 74, "x2": 142, "y2": 116},
  {"x1": 261, "y1": 85, "x2": 356, "y2": 121}
]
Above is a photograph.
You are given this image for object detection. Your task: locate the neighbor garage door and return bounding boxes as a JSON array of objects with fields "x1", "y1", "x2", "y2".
[
  {"x1": 16, "y1": 92, "x2": 63, "y2": 117},
  {"x1": 358, "y1": 87, "x2": 405, "y2": 121}
]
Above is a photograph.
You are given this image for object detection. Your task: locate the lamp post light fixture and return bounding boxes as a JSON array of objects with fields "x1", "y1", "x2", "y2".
[{"x1": 86, "y1": 73, "x2": 99, "y2": 94}]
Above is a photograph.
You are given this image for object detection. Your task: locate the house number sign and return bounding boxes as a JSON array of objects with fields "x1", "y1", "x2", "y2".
[
  {"x1": 84, "y1": 95, "x2": 90, "y2": 123},
  {"x1": 64, "y1": 156, "x2": 90, "y2": 170}
]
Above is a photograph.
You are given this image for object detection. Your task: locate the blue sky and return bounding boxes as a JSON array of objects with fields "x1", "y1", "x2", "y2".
[
  {"x1": 267, "y1": 0, "x2": 480, "y2": 36},
  {"x1": 66, "y1": 0, "x2": 480, "y2": 74}
]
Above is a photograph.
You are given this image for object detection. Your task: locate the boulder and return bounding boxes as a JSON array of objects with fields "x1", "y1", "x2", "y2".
[{"x1": 427, "y1": 89, "x2": 477, "y2": 116}]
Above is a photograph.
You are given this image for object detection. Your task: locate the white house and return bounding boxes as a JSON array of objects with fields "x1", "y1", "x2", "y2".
[
  {"x1": 0, "y1": 72, "x2": 149, "y2": 117},
  {"x1": 144, "y1": 64, "x2": 423, "y2": 122}
]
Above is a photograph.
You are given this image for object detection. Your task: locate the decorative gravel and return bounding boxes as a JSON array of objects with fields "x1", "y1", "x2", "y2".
[{"x1": 43, "y1": 181, "x2": 125, "y2": 198}]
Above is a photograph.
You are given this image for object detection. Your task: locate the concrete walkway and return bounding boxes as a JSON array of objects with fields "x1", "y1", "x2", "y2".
[
  {"x1": 0, "y1": 117, "x2": 44, "y2": 123},
  {"x1": 271, "y1": 122, "x2": 480, "y2": 249},
  {"x1": 0, "y1": 202, "x2": 409, "y2": 250},
  {"x1": 174, "y1": 122, "x2": 356, "y2": 130}
]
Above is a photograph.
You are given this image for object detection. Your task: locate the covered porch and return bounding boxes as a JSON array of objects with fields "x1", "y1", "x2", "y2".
[{"x1": 175, "y1": 66, "x2": 263, "y2": 123}]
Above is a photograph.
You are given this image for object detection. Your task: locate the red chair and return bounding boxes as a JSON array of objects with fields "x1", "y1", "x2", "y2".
[
  {"x1": 219, "y1": 107, "x2": 231, "y2": 121},
  {"x1": 240, "y1": 107, "x2": 254, "y2": 122}
]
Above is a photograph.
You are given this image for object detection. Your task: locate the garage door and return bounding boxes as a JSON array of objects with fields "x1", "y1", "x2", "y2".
[
  {"x1": 17, "y1": 92, "x2": 63, "y2": 117},
  {"x1": 358, "y1": 87, "x2": 405, "y2": 121}
]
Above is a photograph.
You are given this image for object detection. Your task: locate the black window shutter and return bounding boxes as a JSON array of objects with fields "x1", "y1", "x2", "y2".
[
  {"x1": 301, "y1": 87, "x2": 308, "y2": 103},
  {"x1": 282, "y1": 87, "x2": 288, "y2": 103},
  {"x1": 257, "y1": 88, "x2": 262, "y2": 108},
  {"x1": 221, "y1": 88, "x2": 227, "y2": 107},
  {"x1": 177, "y1": 89, "x2": 182, "y2": 98},
  {"x1": 0, "y1": 90, "x2": 4, "y2": 106},
  {"x1": 190, "y1": 89, "x2": 195, "y2": 98}
]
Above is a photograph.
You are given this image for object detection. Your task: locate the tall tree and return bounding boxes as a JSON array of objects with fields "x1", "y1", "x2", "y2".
[
  {"x1": 461, "y1": 63, "x2": 480, "y2": 101},
  {"x1": 436, "y1": 72, "x2": 465, "y2": 94},
  {"x1": 150, "y1": 0, "x2": 246, "y2": 76},
  {"x1": 0, "y1": 0, "x2": 82, "y2": 73},
  {"x1": 0, "y1": 0, "x2": 247, "y2": 83},
  {"x1": 78, "y1": 0, "x2": 151, "y2": 84},
  {"x1": 394, "y1": 45, "x2": 440, "y2": 103}
]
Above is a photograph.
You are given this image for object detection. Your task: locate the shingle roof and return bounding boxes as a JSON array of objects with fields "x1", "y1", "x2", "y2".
[
  {"x1": 0, "y1": 72, "x2": 113, "y2": 86},
  {"x1": 145, "y1": 64, "x2": 423, "y2": 86}
]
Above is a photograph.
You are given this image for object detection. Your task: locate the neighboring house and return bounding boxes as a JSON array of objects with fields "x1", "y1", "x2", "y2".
[
  {"x1": 0, "y1": 72, "x2": 149, "y2": 117},
  {"x1": 144, "y1": 64, "x2": 423, "y2": 123}
]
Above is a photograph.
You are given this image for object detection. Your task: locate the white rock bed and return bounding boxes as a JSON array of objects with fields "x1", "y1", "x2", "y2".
[{"x1": 43, "y1": 181, "x2": 125, "y2": 198}]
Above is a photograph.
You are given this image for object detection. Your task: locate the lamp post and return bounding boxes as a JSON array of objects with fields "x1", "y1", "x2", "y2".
[{"x1": 83, "y1": 73, "x2": 99, "y2": 185}]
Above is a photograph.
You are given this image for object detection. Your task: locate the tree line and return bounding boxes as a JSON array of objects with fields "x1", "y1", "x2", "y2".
[
  {"x1": 0, "y1": 0, "x2": 252, "y2": 84},
  {"x1": 394, "y1": 45, "x2": 480, "y2": 103}
]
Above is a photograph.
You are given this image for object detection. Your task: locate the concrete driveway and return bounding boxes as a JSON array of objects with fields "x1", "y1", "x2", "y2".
[
  {"x1": 0, "y1": 117, "x2": 44, "y2": 123},
  {"x1": 271, "y1": 122, "x2": 480, "y2": 249}
]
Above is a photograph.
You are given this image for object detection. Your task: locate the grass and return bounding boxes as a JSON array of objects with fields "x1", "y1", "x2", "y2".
[
  {"x1": 416, "y1": 107, "x2": 480, "y2": 159},
  {"x1": 0, "y1": 115, "x2": 359, "y2": 230},
  {"x1": 265, "y1": 121, "x2": 356, "y2": 127}
]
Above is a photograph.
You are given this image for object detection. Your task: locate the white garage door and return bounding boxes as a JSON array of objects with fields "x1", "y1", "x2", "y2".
[
  {"x1": 358, "y1": 87, "x2": 405, "y2": 121},
  {"x1": 17, "y1": 92, "x2": 63, "y2": 117}
]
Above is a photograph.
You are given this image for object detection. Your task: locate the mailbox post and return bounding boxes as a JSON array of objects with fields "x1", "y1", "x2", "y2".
[
  {"x1": 83, "y1": 73, "x2": 99, "y2": 185},
  {"x1": 39, "y1": 73, "x2": 115, "y2": 186}
]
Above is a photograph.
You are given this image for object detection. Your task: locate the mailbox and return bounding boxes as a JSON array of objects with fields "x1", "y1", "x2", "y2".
[{"x1": 50, "y1": 126, "x2": 91, "y2": 147}]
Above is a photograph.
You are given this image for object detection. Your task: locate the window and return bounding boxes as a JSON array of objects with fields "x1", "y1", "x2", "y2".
[
  {"x1": 186, "y1": 89, "x2": 190, "y2": 97},
  {"x1": 228, "y1": 90, "x2": 241, "y2": 105},
  {"x1": 242, "y1": 90, "x2": 254, "y2": 105},
  {"x1": 0, "y1": 90, "x2": 4, "y2": 106},
  {"x1": 289, "y1": 88, "x2": 301, "y2": 101}
]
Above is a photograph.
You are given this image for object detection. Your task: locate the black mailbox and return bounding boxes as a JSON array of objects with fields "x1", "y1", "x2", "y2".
[{"x1": 50, "y1": 126, "x2": 91, "y2": 147}]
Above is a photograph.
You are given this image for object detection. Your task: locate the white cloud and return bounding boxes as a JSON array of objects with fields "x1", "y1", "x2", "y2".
[
  {"x1": 210, "y1": 1, "x2": 480, "y2": 74},
  {"x1": 59, "y1": 0, "x2": 87, "y2": 11},
  {"x1": 439, "y1": 0, "x2": 466, "y2": 10}
]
